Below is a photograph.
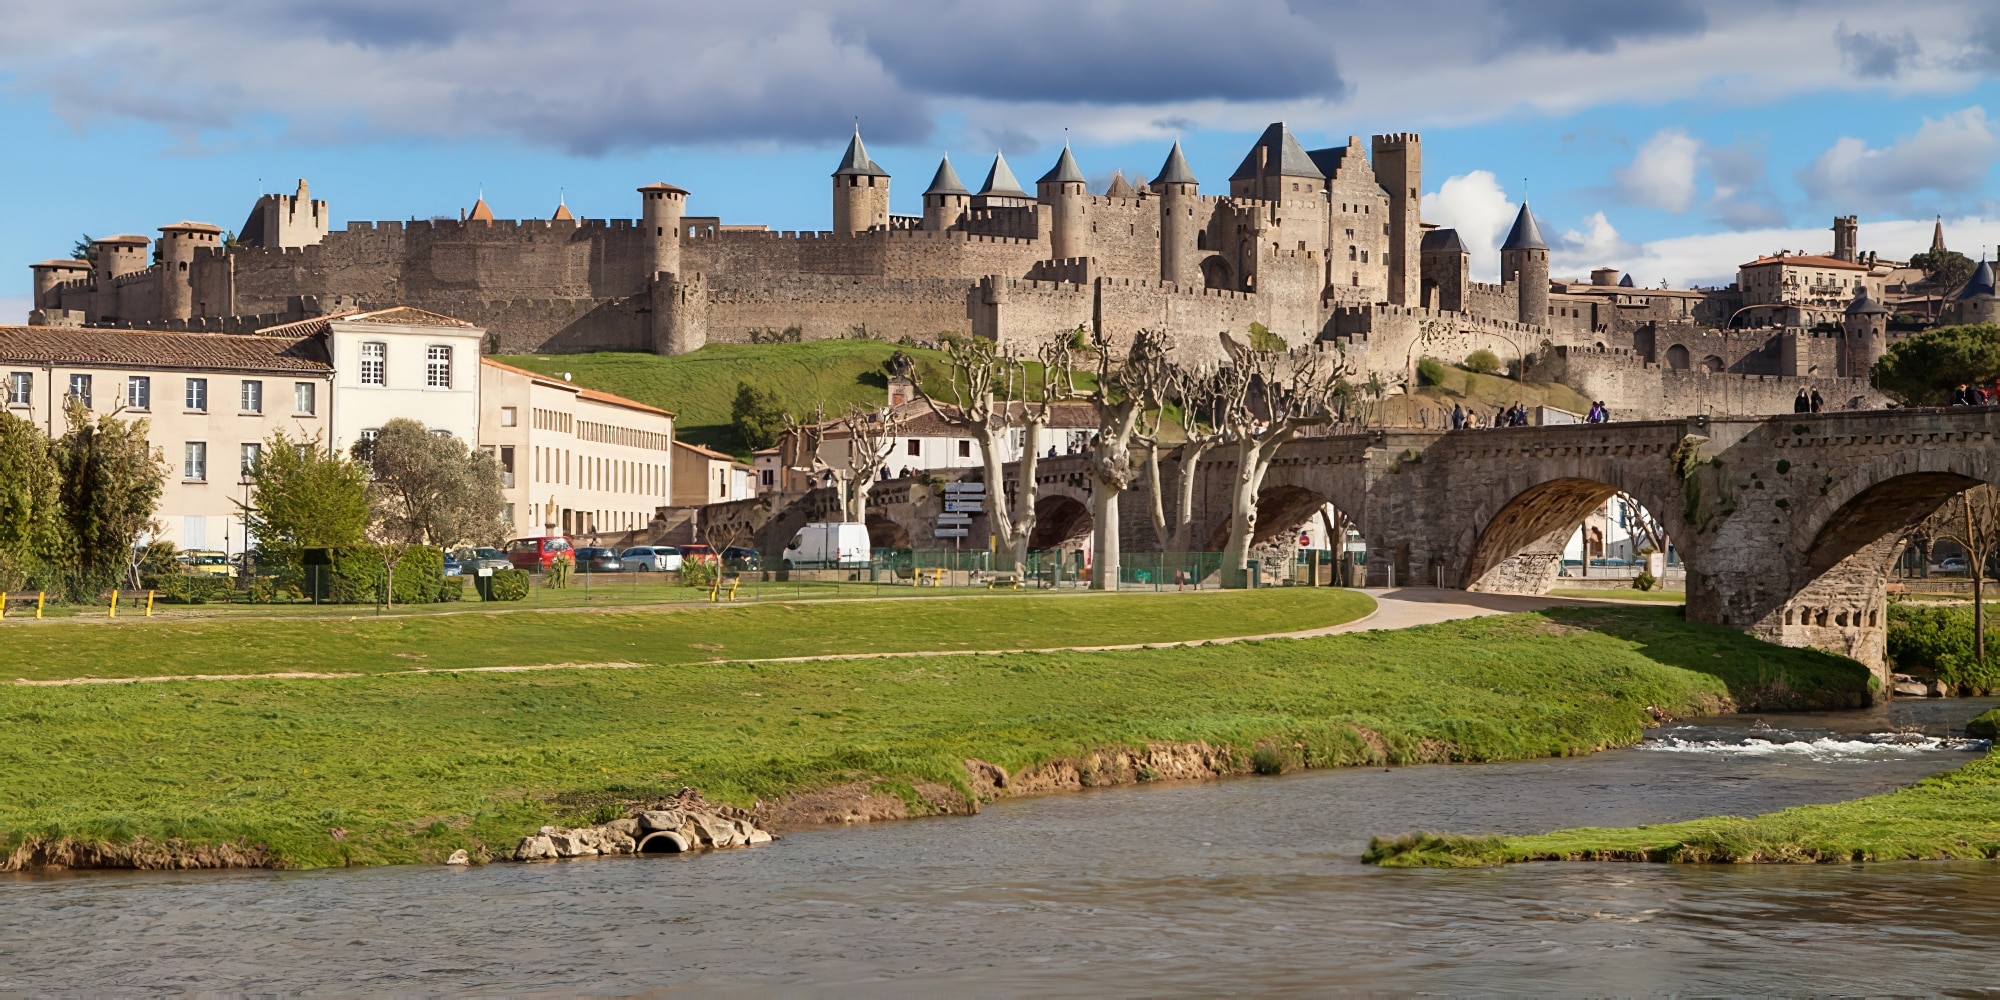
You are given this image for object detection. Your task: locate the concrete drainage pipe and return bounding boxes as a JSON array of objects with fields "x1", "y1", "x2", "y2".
[{"x1": 636, "y1": 830, "x2": 691, "y2": 854}]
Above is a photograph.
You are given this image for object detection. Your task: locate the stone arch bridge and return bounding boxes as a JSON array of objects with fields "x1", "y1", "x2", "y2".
[{"x1": 1140, "y1": 408, "x2": 2000, "y2": 684}]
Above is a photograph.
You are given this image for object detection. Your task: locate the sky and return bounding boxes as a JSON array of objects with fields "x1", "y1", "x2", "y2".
[{"x1": 4, "y1": 0, "x2": 2000, "y2": 322}]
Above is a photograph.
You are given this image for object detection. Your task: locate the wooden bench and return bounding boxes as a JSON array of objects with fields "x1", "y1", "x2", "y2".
[{"x1": 984, "y1": 572, "x2": 1022, "y2": 590}]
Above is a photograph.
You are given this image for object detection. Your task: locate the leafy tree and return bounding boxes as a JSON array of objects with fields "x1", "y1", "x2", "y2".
[
  {"x1": 50, "y1": 398, "x2": 167, "y2": 593},
  {"x1": 352, "y1": 419, "x2": 506, "y2": 548},
  {"x1": 1246, "y1": 322, "x2": 1288, "y2": 353},
  {"x1": 1925, "y1": 485, "x2": 2000, "y2": 666},
  {"x1": 0, "y1": 410, "x2": 67, "y2": 590},
  {"x1": 1909, "y1": 249, "x2": 1976, "y2": 291},
  {"x1": 1464, "y1": 349, "x2": 1501, "y2": 374},
  {"x1": 1872, "y1": 323, "x2": 2000, "y2": 405},
  {"x1": 71, "y1": 234, "x2": 95, "y2": 263},
  {"x1": 730, "y1": 381, "x2": 788, "y2": 451},
  {"x1": 239, "y1": 428, "x2": 369, "y2": 549}
]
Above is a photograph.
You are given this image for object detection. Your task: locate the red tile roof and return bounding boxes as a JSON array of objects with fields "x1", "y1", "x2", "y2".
[
  {"x1": 0, "y1": 325, "x2": 331, "y2": 373},
  {"x1": 479, "y1": 358, "x2": 676, "y2": 418},
  {"x1": 1740, "y1": 254, "x2": 1868, "y2": 271}
]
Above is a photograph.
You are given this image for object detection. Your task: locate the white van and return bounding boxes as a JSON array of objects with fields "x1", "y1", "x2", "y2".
[{"x1": 784, "y1": 522, "x2": 872, "y2": 566}]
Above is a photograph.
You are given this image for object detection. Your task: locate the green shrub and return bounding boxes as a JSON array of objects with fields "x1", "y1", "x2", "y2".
[
  {"x1": 1247, "y1": 322, "x2": 1287, "y2": 353},
  {"x1": 145, "y1": 573, "x2": 234, "y2": 604},
  {"x1": 1886, "y1": 602, "x2": 2000, "y2": 694},
  {"x1": 547, "y1": 554, "x2": 573, "y2": 589},
  {"x1": 1633, "y1": 571, "x2": 1657, "y2": 592},
  {"x1": 682, "y1": 558, "x2": 719, "y2": 590},
  {"x1": 438, "y1": 575, "x2": 466, "y2": 602},
  {"x1": 1250, "y1": 745, "x2": 1290, "y2": 775},
  {"x1": 1967, "y1": 708, "x2": 1999, "y2": 740},
  {"x1": 1464, "y1": 348, "x2": 1500, "y2": 374},
  {"x1": 480, "y1": 568, "x2": 530, "y2": 601},
  {"x1": 321, "y1": 545, "x2": 446, "y2": 605},
  {"x1": 1416, "y1": 356, "x2": 1447, "y2": 386}
]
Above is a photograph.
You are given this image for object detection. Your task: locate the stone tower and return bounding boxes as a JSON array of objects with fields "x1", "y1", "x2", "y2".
[
  {"x1": 157, "y1": 221, "x2": 222, "y2": 321},
  {"x1": 1371, "y1": 133, "x2": 1422, "y2": 307},
  {"x1": 1154, "y1": 140, "x2": 1200, "y2": 286},
  {"x1": 92, "y1": 234, "x2": 149, "y2": 289},
  {"x1": 238, "y1": 179, "x2": 329, "y2": 250},
  {"x1": 1842, "y1": 286, "x2": 1889, "y2": 379},
  {"x1": 1832, "y1": 215, "x2": 1859, "y2": 263},
  {"x1": 922, "y1": 155, "x2": 970, "y2": 231},
  {"x1": 638, "y1": 182, "x2": 689, "y2": 282},
  {"x1": 832, "y1": 126, "x2": 890, "y2": 235},
  {"x1": 650, "y1": 270, "x2": 708, "y2": 356},
  {"x1": 1499, "y1": 202, "x2": 1549, "y2": 325},
  {"x1": 1037, "y1": 142, "x2": 1089, "y2": 261}
]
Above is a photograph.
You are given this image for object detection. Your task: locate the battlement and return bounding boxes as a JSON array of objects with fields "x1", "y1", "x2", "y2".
[
  {"x1": 111, "y1": 265, "x2": 162, "y2": 288},
  {"x1": 1371, "y1": 132, "x2": 1420, "y2": 147},
  {"x1": 1026, "y1": 257, "x2": 1094, "y2": 284},
  {"x1": 1330, "y1": 302, "x2": 1547, "y2": 336}
]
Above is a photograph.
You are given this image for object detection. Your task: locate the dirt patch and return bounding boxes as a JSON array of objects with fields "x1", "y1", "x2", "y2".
[
  {"x1": 4, "y1": 836, "x2": 272, "y2": 872},
  {"x1": 755, "y1": 780, "x2": 969, "y2": 831},
  {"x1": 1350, "y1": 726, "x2": 1393, "y2": 764}
]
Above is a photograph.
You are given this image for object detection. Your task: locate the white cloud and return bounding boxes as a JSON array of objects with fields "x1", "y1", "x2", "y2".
[
  {"x1": 0, "y1": 296, "x2": 30, "y2": 325},
  {"x1": 1796, "y1": 106, "x2": 1999, "y2": 213},
  {"x1": 1615, "y1": 128, "x2": 1702, "y2": 212},
  {"x1": 1552, "y1": 212, "x2": 1635, "y2": 274},
  {"x1": 1420, "y1": 170, "x2": 1517, "y2": 279},
  {"x1": 1563, "y1": 215, "x2": 2000, "y2": 289}
]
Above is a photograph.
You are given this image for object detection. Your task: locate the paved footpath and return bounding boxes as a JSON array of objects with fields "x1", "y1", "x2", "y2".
[{"x1": 18, "y1": 587, "x2": 1645, "y2": 687}]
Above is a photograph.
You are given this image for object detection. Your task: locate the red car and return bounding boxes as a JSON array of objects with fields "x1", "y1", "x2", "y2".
[
  {"x1": 677, "y1": 544, "x2": 718, "y2": 564},
  {"x1": 505, "y1": 536, "x2": 574, "y2": 572}
]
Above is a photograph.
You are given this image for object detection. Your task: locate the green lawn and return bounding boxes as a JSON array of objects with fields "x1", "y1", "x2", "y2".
[
  {"x1": 490, "y1": 342, "x2": 957, "y2": 456},
  {"x1": 1549, "y1": 588, "x2": 1686, "y2": 604},
  {"x1": 0, "y1": 588, "x2": 1370, "y2": 683},
  {"x1": 0, "y1": 606, "x2": 1872, "y2": 868},
  {"x1": 1365, "y1": 747, "x2": 2000, "y2": 867}
]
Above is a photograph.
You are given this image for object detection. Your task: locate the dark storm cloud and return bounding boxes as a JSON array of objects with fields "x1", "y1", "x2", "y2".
[
  {"x1": 1835, "y1": 23, "x2": 1921, "y2": 79},
  {"x1": 1486, "y1": 0, "x2": 1708, "y2": 54},
  {"x1": 287, "y1": 0, "x2": 472, "y2": 50}
]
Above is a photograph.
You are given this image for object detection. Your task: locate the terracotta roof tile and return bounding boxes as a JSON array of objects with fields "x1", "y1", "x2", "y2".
[
  {"x1": 1741, "y1": 254, "x2": 1869, "y2": 271},
  {"x1": 342, "y1": 306, "x2": 481, "y2": 328},
  {"x1": 0, "y1": 326, "x2": 331, "y2": 373},
  {"x1": 477, "y1": 357, "x2": 676, "y2": 417},
  {"x1": 675, "y1": 440, "x2": 744, "y2": 464}
]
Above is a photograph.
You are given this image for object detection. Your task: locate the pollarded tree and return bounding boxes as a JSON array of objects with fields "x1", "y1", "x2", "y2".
[
  {"x1": 239, "y1": 427, "x2": 370, "y2": 550},
  {"x1": 781, "y1": 402, "x2": 907, "y2": 524},
  {"x1": 51, "y1": 397, "x2": 167, "y2": 594},
  {"x1": 1078, "y1": 326, "x2": 1175, "y2": 590},
  {"x1": 1215, "y1": 338, "x2": 1352, "y2": 588},
  {"x1": 1137, "y1": 359, "x2": 1225, "y2": 554},
  {"x1": 0, "y1": 409, "x2": 67, "y2": 591},
  {"x1": 1925, "y1": 484, "x2": 2000, "y2": 664},
  {"x1": 900, "y1": 331, "x2": 1073, "y2": 572}
]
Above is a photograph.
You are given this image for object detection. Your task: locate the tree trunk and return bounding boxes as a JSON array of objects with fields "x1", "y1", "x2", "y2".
[
  {"x1": 1976, "y1": 570, "x2": 1986, "y2": 666},
  {"x1": 1090, "y1": 485, "x2": 1119, "y2": 590},
  {"x1": 1220, "y1": 456, "x2": 1259, "y2": 589}
]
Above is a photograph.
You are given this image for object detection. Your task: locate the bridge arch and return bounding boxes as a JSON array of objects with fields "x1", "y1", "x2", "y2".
[
  {"x1": 1029, "y1": 494, "x2": 1093, "y2": 551},
  {"x1": 1462, "y1": 476, "x2": 1685, "y2": 595}
]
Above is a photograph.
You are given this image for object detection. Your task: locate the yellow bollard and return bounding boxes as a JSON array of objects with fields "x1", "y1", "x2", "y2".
[
  {"x1": 36, "y1": 591, "x2": 45, "y2": 619},
  {"x1": 109, "y1": 589, "x2": 119, "y2": 618},
  {"x1": 146, "y1": 590, "x2": 156, "y2": 617},
  {"x1": 727, "y1": 579, "x2": 740, "y2": 601},
  {"x1": 0, "y1": 592, "x2": 7, "y2": 620}
]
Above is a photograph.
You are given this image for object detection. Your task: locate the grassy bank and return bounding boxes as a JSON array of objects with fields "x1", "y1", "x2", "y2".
[
  {"x1": 0, "y1": 606, "x2": 1871, "y2": 869},
  {"x1": 490, "y1": 343, "x2": 954, "y2": 455},
  {"x1": 1548, "y1": 588, "x2": 1686, "y2": 604},
  {"x1": 0, "y1": 589, "x2": 1368, "y2": 683},
  {"x1": 1365, "y1": 746, "x2": 2000, "y2": 868}
]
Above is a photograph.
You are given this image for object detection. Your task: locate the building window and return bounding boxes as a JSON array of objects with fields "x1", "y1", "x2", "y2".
[
  {"x1": 360, "y1": 342, "x2": 386, "y2": 386},
  {"x1": 7, "y1": 372, "x2": 30, "y2": 406},
  {"x1": 240, "y1": 442, "x2": 261, "y2": 477},
  {"x1": 499, "y1": 446, "x2": 515, "y2": 488},
  {"x1": 426, "y1": 345, "x2": 452, "y2": 388},
  {"x1": 958, "y1": 439, "x2": 972, "y2": 458},
  {"x1": 184, "y1": 442, "x2": 207, "y2": 481},
  {"x1": 186, "y1": 378, "x2": 208, "y2": 412},
  {"x1": 500, "y1": 406, "x2": 518, "y2": 427},
  {"x1": 127, "y1": 376, "x2": 150, "y2": 410},
  {"x1": 69, "y1": 374, "x2": 92, "y2": 408},
  {"x1": 295, "y1": 382, "x2": 316, "y2": 415},
  {"x1": 241, "y1": 379, "x2": 262, "y2": 413},
  {"x1": 907, "y1": 438, "x2": 921, "y2": 456}
]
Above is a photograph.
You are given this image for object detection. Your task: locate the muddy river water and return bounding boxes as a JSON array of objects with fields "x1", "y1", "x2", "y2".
[{"x1": 5, "y1": 698, "x2": 1997, "y2": 994}]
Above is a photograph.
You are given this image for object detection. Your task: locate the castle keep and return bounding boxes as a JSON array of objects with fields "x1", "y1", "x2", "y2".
[{"x1": 26, "y1": 125, "x2": 1909, "y2": 415}]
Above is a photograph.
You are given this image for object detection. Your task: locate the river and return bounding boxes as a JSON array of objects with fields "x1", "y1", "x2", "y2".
[{"x1": 5, "y1": 698, "x2": 1995, "y2": 994}]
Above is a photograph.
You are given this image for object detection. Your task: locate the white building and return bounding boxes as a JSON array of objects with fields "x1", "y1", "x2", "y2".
[
  {"x1": 479, "y1": 358, "x2": 676, "y2": 539},
  {"x1": 772, "y1": 400, "x2": 1096, "y2": 496}
]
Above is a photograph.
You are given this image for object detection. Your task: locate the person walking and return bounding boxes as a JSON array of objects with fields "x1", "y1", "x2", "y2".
[
  {"x1": 1810, "y1": 388, "x2": 1825, "y2": 413},
  {"x1": 1794, "y1": 387, "x2": 1812, "y2": 413},
  {"x1": 1451, "y1": 402, "x2": 1466, "y2": 430}
]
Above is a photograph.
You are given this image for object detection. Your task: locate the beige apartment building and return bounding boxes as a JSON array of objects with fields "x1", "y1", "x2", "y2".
[
  {"x1": 478, "y1": 359, "x2": 676, "y2": 540},
  {"x1": 1735, "y1": 253, "x2": 1885, "y2": 328},
  {"x1": 1, "y1": 325, "x2": 336, "y2": 552},
  {"x1": 671, "y1": 440, "x2": 754, "y2": 507}
]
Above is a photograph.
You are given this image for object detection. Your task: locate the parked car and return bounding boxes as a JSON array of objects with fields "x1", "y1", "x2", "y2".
[
  {"x1": 442, "y1": 553, "x2": 464, "y2": 577},
  {"x1": 452, "y1": 547, "x2": 513, "y2": 574},
  {"x1": 722, "y1": 546, "x2": 762, "y2": 571},
  {"x1": 678, "y1": 543, "x2": 718, "y2": 564},
  {"x1": 1936, "y1": 556, "x2": 1970, "y2": 573},
  {"x1": 573, "y1": 547, "x2": 624, "y2": 573},
  {"x1": 505, "y1": 536, "x2": 574, "y2": 572},
  {"x1": 178, "y1": 549, "x2": 232, "y2": 576},
  {"x1": 619, "y1": 546, "x2": 682, "y2": 572}
]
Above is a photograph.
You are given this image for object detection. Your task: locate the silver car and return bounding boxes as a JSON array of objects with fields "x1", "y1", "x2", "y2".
[
  {"x1": 620, "y1": 545, "x2": 683, "y2": 572},
  {"x1": 452, "y1": 547, "x2": 513, "y2": 574}
]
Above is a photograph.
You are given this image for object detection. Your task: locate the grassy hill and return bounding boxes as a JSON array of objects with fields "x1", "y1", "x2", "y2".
[{"x1": 492, "y1": 342, "x2": 955, "y2": 456}]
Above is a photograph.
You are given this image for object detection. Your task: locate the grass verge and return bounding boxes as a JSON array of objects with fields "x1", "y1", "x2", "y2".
[
  {"x1": 1548, "y1": 588, "x2": 1686, "y2": 604},
  {"x1": 1364, "y1": 746, "x2": 2000, "y2": 868},
  {"x1": 0, "y1": 606, "x2": 1870, "y2": 869},
  {"x1": 0, "y1": 589, "x2": 1369, "y2": 682}
]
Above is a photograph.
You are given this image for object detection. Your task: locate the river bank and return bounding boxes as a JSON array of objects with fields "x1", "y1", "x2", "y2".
[
  {"x1": 0, "y1": 601, "x2": 1871, "y2": 872},
  {"x1": 1367, "y1": 705, "x2": 2000, "y2": 868}
]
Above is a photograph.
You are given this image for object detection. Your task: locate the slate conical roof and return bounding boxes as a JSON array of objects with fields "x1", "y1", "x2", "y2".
[
  {"x1": 1153, "y1": 140, "x2": 1198, "y2": 187},
  {"x1": 1846, "y1": 286, "x2": 1889, "y2": 315},
  {"x1": 833, "y1": 127, "x2": 889, "y2": 178},
  {"x1": 923, "y1": 155, "x2": 969, "y2": 196},
  {"x1": 1037, "y1": 143, "x2": 1086, "y2": 185},
  {"x1": 1420, "y1": 228, "x2": 1467, "y2": 254},
  {"x1": 1229, "y1": 123, "x2": 1325, "y2": 182},
  {"x1": 1957, "y1": 259, "x2": 1997, "y2": 300},
  {"x1": 1105, "y1": 170, "x2": 1134, "y2": 198},
  {"x1": 977, "y1": 151, "x2": 1030, "y2": 198},
  {"x1": 1618, "y1": 273, "x2": 1634, "y2": 287},
  {"x1": 1500, "y1": 202, "x2": 1548, "y2": 252}
]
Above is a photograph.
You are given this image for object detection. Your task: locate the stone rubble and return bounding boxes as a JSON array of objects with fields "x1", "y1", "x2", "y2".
[{"x1": 511, "y1": 789, "x2": 773, "y2": 862}]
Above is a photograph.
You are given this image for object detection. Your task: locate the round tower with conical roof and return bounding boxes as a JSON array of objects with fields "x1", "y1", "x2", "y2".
[
  {"x1": 1037, "y1": 142, "x2": 1089, "y2": 261},
  {"x1": 1154, "y1": 140, "x2": 1200, "y2": 286},
  {"x1": 922, "y1": 155, "x2": 970, "y2": 232},
  {"x1": 1843, "y1": 286, "x2": 1890, "y2": 379},
  {"x1": 638, "y1": 182, "x2": 688, "y2": 281},
  {"x1": 832, "y1": 126, "x2": 890, "y2": 235},
  {"x1": 1499, "y1": 202, "x2": 1549, "y2": 325}
]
